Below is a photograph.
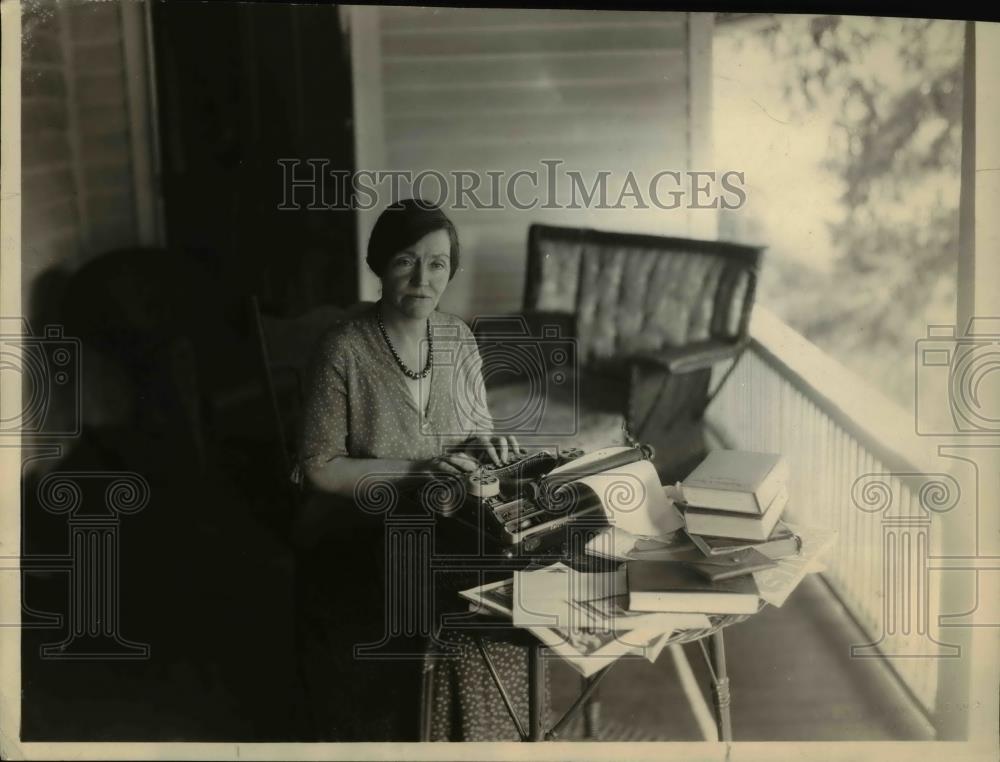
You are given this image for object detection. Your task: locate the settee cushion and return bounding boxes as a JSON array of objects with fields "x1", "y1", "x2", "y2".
[{"x1": 525, "y1": 226, "x2": 757, "y2": 365}]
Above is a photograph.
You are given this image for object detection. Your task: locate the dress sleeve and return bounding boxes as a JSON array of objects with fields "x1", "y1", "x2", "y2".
[{"x1": 298, "y1": 328, "x2": 351, "y2": 469}]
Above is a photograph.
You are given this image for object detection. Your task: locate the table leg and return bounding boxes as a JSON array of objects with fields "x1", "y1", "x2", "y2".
[
  {"x1": 582, "y1": 674, "x2": 601, "y2": 739},
  {"x1": 708, "y1": 630, "x2": 732, "y2": 742},
  {"x1": 529, "y1": 644, "x2": 546, "y2": 741},
  {"x1": 475, "y1": 635, "x2": 528, "y2": 741}
]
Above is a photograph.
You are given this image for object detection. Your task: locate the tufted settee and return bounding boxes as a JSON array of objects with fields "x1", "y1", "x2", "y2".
[{"x1": 480, "y1": 224, "x2": 764, "y2": 482}]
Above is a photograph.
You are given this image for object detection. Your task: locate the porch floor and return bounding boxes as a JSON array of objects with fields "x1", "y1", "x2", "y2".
[{"x1": 549, "y1": 574, "x2": 936, "y2": 741}]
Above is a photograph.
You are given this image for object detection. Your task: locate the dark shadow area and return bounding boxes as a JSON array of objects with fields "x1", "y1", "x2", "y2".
[
  {"x1": 21, "y1": 0, "x2": 359, "y2": 740},
  {"x1": 20, "y1": 247, "x2": 309, "y2": 741},
  {"x1": 152, "y1": 1, "x2": 358, "y2": 320}
]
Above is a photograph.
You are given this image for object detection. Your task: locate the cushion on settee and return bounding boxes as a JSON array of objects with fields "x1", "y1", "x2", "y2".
[{"x1": 527, "y1": 227, "x2": 756, "y2": 366}]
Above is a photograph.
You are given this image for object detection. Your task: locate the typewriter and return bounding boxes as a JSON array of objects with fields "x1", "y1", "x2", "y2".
[{"x1": 461, "y1": 442, "x2": 656, "y2": 558}]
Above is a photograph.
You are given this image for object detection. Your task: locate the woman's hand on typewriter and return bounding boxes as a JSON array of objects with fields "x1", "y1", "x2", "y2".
[
  {"x1": 461, "y1": 433, "x2": 526, "y2": 466},
  {"x1": 422, "y1": 452, "x2": 481, "y2": 476}
]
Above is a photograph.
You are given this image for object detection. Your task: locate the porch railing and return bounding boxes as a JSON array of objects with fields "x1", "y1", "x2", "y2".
[{"x1": 705, "y1": 306, "x2": 950, "y2": 730}]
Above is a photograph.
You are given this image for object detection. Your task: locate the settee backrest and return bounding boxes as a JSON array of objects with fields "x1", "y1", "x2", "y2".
[{"x1": 524, "y1": 224, "x2": 764, "y2": 363}]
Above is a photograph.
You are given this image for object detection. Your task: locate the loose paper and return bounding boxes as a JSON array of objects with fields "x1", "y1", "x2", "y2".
[
  {"x1": 577, "y1": 460, "x2": 684, "y2": 537},
  {"x1": 751, "y1": 522, "x2": 839, "y2": 607}
]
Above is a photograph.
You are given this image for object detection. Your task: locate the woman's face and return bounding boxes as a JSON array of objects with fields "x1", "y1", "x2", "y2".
[{"x1": 380, "y1": 228, "x2": 452, "y2": 320}]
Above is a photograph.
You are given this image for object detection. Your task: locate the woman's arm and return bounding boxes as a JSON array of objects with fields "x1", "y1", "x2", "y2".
[
  {"x1": 293, "y1": 457, "x2": 421, "y2": 547},
  {"x1": 304, "y1": 456, "x2": 423, "y2": 500},
  {"x1": 302, "y1": 452, "x2": 477, "y2": 500},
  {"x1": 293, "y1": 453, "x2": 478, "y2": 548}
]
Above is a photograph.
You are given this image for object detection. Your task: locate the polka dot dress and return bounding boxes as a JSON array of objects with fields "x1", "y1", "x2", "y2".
[
  {"x1": 298, "y1": 303, "x2": 542, "y2": 741},
  {"x1": 427, "y1": 634, "x2": 551, "y2": 741}
]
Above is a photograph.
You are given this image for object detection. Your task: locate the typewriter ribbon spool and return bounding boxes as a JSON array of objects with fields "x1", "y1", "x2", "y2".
[{"x1": 468, "y1": 472, "x2": 500, "y2": 498}]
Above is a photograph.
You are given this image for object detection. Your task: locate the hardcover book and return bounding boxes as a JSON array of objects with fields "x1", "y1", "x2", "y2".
[
  {"x1": 626, "y1": 561, "x2": 760, "y2": 614},
  {"x1": 683, "y1": 547, "x2": 777, "y2": 582},
  {"x1": 681, "y1": 450, "x2": 789, "y2": 515},
  {"x1": 687, "y1": 520, "x2": 802, "y2": 559},
  {"x1": 681, "y1": 484, "x2": 788, "y2": 541}
]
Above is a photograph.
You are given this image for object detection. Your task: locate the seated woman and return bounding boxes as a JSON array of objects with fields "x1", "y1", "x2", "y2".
[{"x1": 295, "y1": 199, "x2": 531, "y2": 741}]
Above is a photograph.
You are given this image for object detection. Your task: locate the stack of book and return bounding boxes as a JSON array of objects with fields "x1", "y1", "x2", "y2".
[
  {"x1": 679, "y1": 450, "x2": 791, "y2": 542},
  {"x1": 621, "y1": 451, "x2": 801, "y2": 615},
  {"x1": 621, "y1": 518, "x2": 809, "y2": 615},
  {"x1": 655, "y1": 449, "x2": 803, "y2": 592}
]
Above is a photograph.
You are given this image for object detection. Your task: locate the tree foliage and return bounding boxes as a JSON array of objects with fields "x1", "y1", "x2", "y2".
[{"x1": 747, "y1": 16, "x2": 964, "y2": 404}]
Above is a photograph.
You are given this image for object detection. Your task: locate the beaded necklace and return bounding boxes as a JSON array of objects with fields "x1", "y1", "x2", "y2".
[{"x1": 376, "y1": 306, "x2": 433, "y2": 380}]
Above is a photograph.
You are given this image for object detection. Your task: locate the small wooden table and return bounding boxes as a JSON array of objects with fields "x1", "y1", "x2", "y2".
[
  {"x1": 388, "y1": 488, "x2": 765, "y2": 742},
  {"x1": 436, "y1": 589, "x2": 765, "y2": 742}
]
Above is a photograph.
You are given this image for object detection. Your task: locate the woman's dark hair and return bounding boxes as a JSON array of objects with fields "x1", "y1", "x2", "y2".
[{"x1": 366, "y1": 198, "x2": 460, "y2": 280}]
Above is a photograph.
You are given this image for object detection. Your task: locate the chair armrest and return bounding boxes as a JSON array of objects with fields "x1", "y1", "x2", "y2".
[{"x1": 626, "y1": 339, "x2": 745, "y2": 374}]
